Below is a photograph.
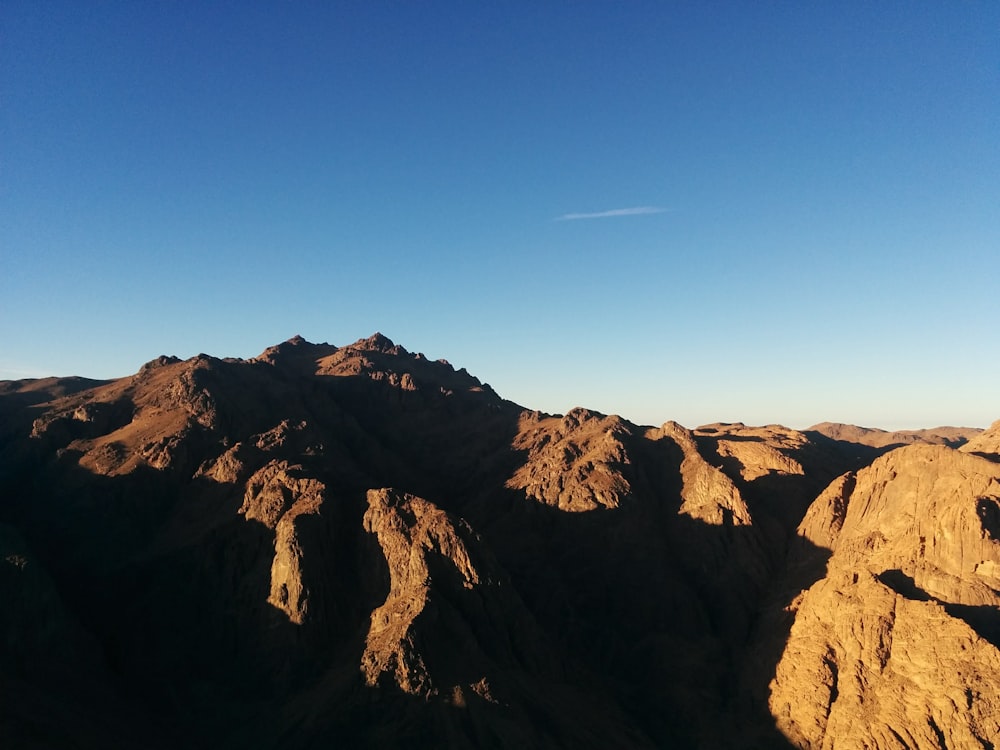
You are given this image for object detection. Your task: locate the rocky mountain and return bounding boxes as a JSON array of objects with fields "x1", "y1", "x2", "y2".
[
  {"x1": 806, "y1": 422, "x2": 981, "y2": 451},
  {"x1": 0, "y1": 334, "x2": 996, "y2": 749},
  {"x1": 802, "y1": 422, "x2": 983, "y2": 472},
  {"x1": 962, "y1": 419, "x2": 1000, "y2": 461},
  {"x1": 758, "y1": 443, "x2": 1000, "y2": 747}
]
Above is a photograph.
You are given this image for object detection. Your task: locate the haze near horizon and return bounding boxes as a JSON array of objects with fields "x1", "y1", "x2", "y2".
[{"x1": 2, "y1": 2, "x2": 997, "y2": 430}]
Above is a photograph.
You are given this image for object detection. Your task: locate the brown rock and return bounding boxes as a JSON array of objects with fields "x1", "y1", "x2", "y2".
[
  {"x1": 961, "y1": 418, "x2": 1000, "y2": 461},
  {"x1": 807, "y1": 422, "x2": 982, "y2": 450},
  {"x1": 772, "y1": 569, "x2": 1000, "y2": 749},
  {"x1": 237, "y1": 460, "x2": 329, "y2": 624},
  {"x1": 507, "y1": 408, "x2": 634, "y2": 512},
  {"x1": 768, "y1": 445, "x2": 1000, "y2": 748},
  {"x1": 658, "y1": 421, "x2": 754, "y2": 526},
  {"x1": 361, "y1": 487, "x2": 487, "y2": 696}
]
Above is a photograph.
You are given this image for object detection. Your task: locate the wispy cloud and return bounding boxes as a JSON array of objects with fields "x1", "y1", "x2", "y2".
[{"x1": 555, "y1": 206, "x2": 667, "y2": 221}]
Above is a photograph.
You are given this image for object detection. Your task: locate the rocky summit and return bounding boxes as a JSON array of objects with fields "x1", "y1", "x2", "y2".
[{"x1": 1, "y1": 334, "x2": 997, "y2": 749}]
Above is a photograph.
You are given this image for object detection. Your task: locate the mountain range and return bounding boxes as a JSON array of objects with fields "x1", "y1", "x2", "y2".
[{"x1": 1, "y1": 333, "x2": 998, "y2": 748}]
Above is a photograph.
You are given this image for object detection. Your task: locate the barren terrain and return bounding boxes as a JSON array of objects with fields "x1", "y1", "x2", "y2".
[{"x1": 1, "y1": 335, "x2": 996, "y2": 748}]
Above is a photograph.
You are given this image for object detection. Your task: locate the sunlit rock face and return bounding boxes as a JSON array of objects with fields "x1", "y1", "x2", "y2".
[
  {"x1": 961, "y1": 418, "x2": 1000, "y2": 461},
  {"x1": 507, "y1": 408, "x2": 636, "y2": 512},
  {"x1": 767, "y1": 446, "x2": 1000, "y2": 748},
  {"x1": 0, "y1": 334, "x2": 995, "y2": 749}
]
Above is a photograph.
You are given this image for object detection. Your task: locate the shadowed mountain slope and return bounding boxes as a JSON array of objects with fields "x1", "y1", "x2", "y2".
[{"x1": 1, "y1": 335, "x2": 995, "y2": 748}]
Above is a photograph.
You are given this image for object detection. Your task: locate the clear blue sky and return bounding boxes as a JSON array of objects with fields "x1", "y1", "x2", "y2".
[{"x1": 3, "y1": 2, "x2": 998, "y2": 429}]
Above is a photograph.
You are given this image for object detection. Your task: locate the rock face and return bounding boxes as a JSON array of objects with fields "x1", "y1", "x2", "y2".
[
  {"x1": 507, "y1": 408, "x2": 634, "y2": 512},
  {"x1": 962, "y1": 418, "x2": 1000, "y2": 461},
  {"x1": 766, "y1": 446, "x2": 1000, "y2": 748},
  {"x1": 0, "y1": 333, "x2": 996, "y2": 749},
  {"x1": 360, "y1": 486, "x2": 548, "y2": 698}
]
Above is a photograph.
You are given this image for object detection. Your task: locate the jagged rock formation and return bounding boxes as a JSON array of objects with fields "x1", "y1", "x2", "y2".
[
  {"x1": 0, "y1": 334, "x2": 996, "y2": 749},
  {"x1": 765, "y1": 446, "x2": 1000, "y2": 748},
  {"x1": 507, "y1": 408, "x2": 635, "y2": 512},
  {"x1": 962, "y1": 419, "x2": 1000, "y2": 461}
]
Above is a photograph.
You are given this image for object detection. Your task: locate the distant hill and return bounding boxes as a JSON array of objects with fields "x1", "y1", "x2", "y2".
[
  {"x1": 1, "y1": 334, "x2": 997, "y2": 749},
  {"x1": 807, "y1": 420, "x2": 981, "y2": 449}
]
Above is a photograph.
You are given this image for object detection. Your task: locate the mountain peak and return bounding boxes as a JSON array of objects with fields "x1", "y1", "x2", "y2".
[
  {"x1": 352, "y1": 332, "x2": 404, "y2": 354},
  {"x1": 252, "y1": 336, "x2": 337, "y2": 368}
]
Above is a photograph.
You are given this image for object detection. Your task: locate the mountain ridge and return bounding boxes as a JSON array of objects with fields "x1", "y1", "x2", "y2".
[{"x1": 1, "y1": 334, "x2": 997, "y2": 749}]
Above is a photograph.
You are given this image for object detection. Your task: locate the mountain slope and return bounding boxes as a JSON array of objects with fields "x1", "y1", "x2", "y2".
[
  {"x1": 0, "y1": 334, "x2": 995, "y2": 749},
  {"x1": 765, "y1": 445, "x2": 1000, "y2": 748}
]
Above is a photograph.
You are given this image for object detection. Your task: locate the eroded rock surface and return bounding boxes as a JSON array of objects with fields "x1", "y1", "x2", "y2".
[
  {"x1": 962, "y1": 418, "x2": 1000, "y2": 461},
  {"x1": 767, "y1": 445, "x2": 1000, "y2": 748},
  {"x1": 0, "y1": 334, "x2": 995, "y2": 749},
  {"x1": 362, "y1": 488, "x2": 540, "y2": 696},
  {"x1": 507, "y1": 408, "x2": 635, "y2": 511}
]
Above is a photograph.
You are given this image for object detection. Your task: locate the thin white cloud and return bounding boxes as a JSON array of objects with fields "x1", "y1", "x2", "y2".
[{"x1": 555, "y1": 206, "x2": 666, "y2": 221}]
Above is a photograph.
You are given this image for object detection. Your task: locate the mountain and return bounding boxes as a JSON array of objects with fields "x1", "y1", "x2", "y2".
[
  {"x1": 763, "y1": 444, "x2": 1000, "y2": 747},
  {"x1": 1, "y1": 334, "x2": 997, "y2": 749},
  {"x1": 803, "y1": 421, "x2": 982, "y2": 471},
  {"x1": 806, "y1": 422, "x2": 981, "y2": 450},
  {"x1": 961, "y1": 419, "x2": 1000, "y2": 460}
]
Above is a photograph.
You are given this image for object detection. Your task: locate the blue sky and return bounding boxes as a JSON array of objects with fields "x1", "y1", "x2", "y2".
[{"x1": 2, "y1": 2, "x2": 998, "y2": 429}]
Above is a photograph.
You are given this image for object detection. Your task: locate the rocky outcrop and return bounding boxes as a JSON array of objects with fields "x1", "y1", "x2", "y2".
[
  {"x1": 771, "y1": 569, "x2": 1000, "y2": 749},
  {"x1": 357, "y1": 487, "x2": 657, "y2": 748},
  {"x1": 802, "y1": 446, "x2": 1000, "y2": 608},
  {"x1": 694, "y1": 423, "x2": 809, "y2": 482},
  {"x1": 361, "y1": 487, "x2": 539, "y2": 696},
  {"x1": 239, "y1": 460, "x2": 328, "y2": 623},
  {"x1": 795, "y1": 471, "x2": 854, "y2": 554},
  {"x1": 507, "y1": 408, "x2": 634, "y2": 511},
  {"x1": 962, "y1": 418, "x2": 1000, "y2": 461},
  {"x1": 768, "y1": 445, "x2": 1000, "y2": 748},
  {"x1": 691, "y1": 422, "x2": 852, "y2": 540},
  {"x1": 658, "y1": 421, "x2": 754, "y2": 526}
]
